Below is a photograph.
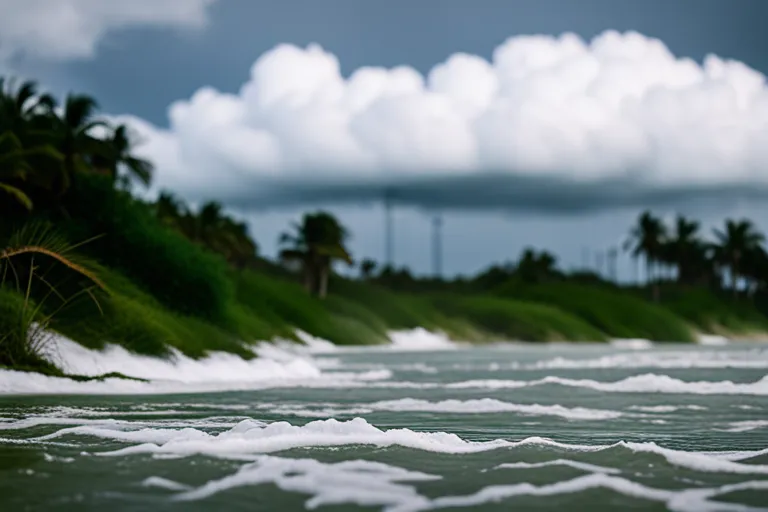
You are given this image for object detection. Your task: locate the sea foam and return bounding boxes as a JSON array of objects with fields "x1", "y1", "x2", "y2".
[{"x1": 21, "y1": 417, "x2": 767, "y2": 476}]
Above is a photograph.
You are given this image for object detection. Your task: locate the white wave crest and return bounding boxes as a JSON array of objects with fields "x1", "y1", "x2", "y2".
[
  {"x1": 142, "y1": 476, "x2": 192, "y2": 491},
  {"x1": 91, "y1": 418, "x2": 516, "y2": 457},
  {"x1": 442, "y1": 374, "x2": 768, "y2": 395},
  {"x1": 0, "y1": 334, "x2": 385, "y2": 395},
  {"x1": 495, "y1": 459, "x2": 620, "y2": 474},
  {"x1": 723, "y1": 420, "x2": 768, "y2": 433},
  {"x1": 362, "y1": 398, "x2": 623, "y2": 420},
  {"x1": 387, "y1": 329, "x2": 458, "y2": 351},
  {"x1": 17, "y1": 417, "x2": 767, "y2": 477},
  {"x1": 261, "y1": 398, "x2": 622, "y2": 420},
  {"x1": 609, "y1": 339, "x2": 654, "y2": 350},
  {"x1": 627, "y1": 405, "x2": 708, "y2": 413},
  {"x1": 523, "y1": 350, "x2": 768, "y2": 370}
]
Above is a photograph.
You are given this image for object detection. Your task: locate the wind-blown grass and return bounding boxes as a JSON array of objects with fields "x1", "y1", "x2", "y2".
[
  {"x1": 496, "y1": 282, "x2": 695, "y2": 342},
  {"x1": 657, "y1": 286, "x2": 768, "y2": 335},
  {"x1": 429, "y1": 294, "x2": 606, "y2": 342},
  {"x1": 0, "y1": 224, "x2": 107, "y2": 370}
]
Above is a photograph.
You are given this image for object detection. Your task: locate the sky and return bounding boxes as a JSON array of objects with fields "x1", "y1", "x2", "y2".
[{"x1": 3, "y1": 0, "x2": 768, "y2": 279}]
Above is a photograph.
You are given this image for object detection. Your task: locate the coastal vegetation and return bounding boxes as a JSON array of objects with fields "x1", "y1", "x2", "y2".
[{"x1": 3, "y1": 76, "x2": 768, "y2": 376}]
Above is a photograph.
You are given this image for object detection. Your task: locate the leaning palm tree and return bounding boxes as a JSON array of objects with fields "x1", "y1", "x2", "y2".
[
  {"x1": 92, "y1": 124, "x2": 153, "y2": 187},
  {"x1": 624, "y1": 211, "x2": 667, "y2": 300},
  {"x1": 279, "y1": 212, "x2": 353, "y2": 298},
  {"x1": 713, "y1": 219, "x2": 766, "y2": 297}
]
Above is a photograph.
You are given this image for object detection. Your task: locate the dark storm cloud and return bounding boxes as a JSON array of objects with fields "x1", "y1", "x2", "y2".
[{"x1": 207, "y1": 174, "x2": 768, "y2": 217}]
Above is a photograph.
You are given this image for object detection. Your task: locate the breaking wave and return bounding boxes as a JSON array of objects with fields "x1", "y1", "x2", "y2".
[
  {"x1": 13, "y1": 417, "x2": 767, "y2": 475},
  {"x1": 438, "y1": 374, "x2": 768, "y2": 395},
  {"x1": 260, "y1": 398, "x2": 623, "y2": 420},
  {"x1": 0, "y1": 333, "x2": 402, "y2": 396}
]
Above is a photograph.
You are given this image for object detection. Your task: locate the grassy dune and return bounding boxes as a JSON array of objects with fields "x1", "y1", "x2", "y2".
[
  {"x1": 495, "y1": 282, "x2": 696, "y2": 342},
  {"x1": 656, "y1": 287, "x2": 768, "y2": 336},
  {"x1": 8, "y1": 250, "x2": 768, "y2": 368},
  {"x1": 4, "y1": 178, "x2": 768, "y2": 365},
  {"x1": 429, "y1": 294, "x2": 606, "y2": 342}
]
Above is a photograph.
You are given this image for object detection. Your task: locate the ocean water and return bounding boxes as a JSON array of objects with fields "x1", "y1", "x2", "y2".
[{"x1": 1, "y1": 333, "x2": 768, "y2": 511}]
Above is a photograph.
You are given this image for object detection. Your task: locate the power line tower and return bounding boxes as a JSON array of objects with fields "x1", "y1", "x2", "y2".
[{"x1": 432, "y1": 215, "x2": 443, "y2": 278}]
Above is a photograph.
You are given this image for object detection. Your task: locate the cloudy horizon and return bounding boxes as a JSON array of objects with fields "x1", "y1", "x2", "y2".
[{"x1": 2, "y1": 0, "x2": 768, "y2": 278}]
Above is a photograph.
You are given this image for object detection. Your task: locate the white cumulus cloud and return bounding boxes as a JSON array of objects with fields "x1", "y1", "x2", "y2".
[
  {"x1": 120, "y1": 30, "x2": 768, "y2": 212},
  {"x1": 0, "y1": 0, "x2": 217, "y2": 60}
]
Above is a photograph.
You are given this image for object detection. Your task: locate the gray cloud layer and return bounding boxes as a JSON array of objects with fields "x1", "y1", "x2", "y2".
[{"x1": 213, "y1": 174, "x2": 768, "y2": 216}]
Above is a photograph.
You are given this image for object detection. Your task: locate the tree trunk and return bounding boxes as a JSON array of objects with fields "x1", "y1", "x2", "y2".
[
  {"x1": 318, "y1": 265, "x2": 329, "y2": 299},
  {"x1": 647, "y1": 257, "x2": 659, "y2": 302},
  {"x1": 302, "y1": 263, "x2": 313, "y2": 294}
]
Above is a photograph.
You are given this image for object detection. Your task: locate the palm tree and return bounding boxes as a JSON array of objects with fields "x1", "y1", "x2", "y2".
[
  {"x1": 92, "y1": 124, "x2": 153, "y2": 187},
  {"x1": 624, "y1": 211, "x2": 667, "y2": 300},
  {"x1": 516, "y1": 248, "x2": 558, "y2": 283},
  {"x1": 0, "y1": 78, "x2": 56, "y2": 136},
  {"x1": 0, "y1": 131, "x2": 64, "y2": 213},
  {"x1": 664, "y1": 215, "x2": 704, "y2": 284},
  {"x1": 713, "y1": 219, "x2": 766, "y2": 297},
  {"x1": 154, "y1": 192, "x2": 186, "y2": 226},
  {"x1": 51, "y1": 94, "x2": 107, "y2": 190},
  {"x1": 279, "y1": 212, "x2": 353, "y2": 298},
  {"x1": 360, "y1": 258, "x2": 377, "y2": 280}
]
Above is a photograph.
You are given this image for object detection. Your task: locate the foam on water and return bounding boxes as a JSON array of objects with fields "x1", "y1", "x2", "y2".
[
  {"x1": 627, "y1": 405, "x2": 708, "y2": 413},
  {"x1": 389, "y1": 475, "x2": 768, "y2": 512},
  {"x1": 698, "y1": 334, "x2": 731, "y2": 346},
  {"x1": 15, "y1": 417, "x2": 766, "y2": 476},
  {"x1": 162, "y1": 457, "x2": 768, "y2": 512},
  {"x1": 259, "y1": 398, "x2": 622, "y2": 420},
  {"x1": 354, "y1": 398, "x2": 624, "y2": 420},
  {"x1": 0, "y1": 333, "x2": 390, "y2": 395},
  {"x1": 453, "y1": 349, "x2": 768, "y2": 371},
  {"x1": 609, "y1": 339, "x2": 654, "y2": 349},
  {"x1": 172, "y1": 455, "x2": 441, "y2": 507},
  {"x1": 723, "y1": 420, "x2": 768, "y2": 433},
  {"x1": 440, "y1": 374, "x2": 768, "y2": 395},
  {"x1": 386, "y1": 329, "x2": 458, "y2": 351},
  {"x1": 0, "y1": 329, "x2": 464, "y2": 395},
  {"x1": 495, "y1": 459, "x2": 621, "y2": 474},
  {"x1": 46, "y1": 335, "x2": 320, "y2": 382}
]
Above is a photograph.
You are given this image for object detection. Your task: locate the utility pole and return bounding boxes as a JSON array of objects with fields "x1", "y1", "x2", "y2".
[
  {"x1": 595, "y1": 250, "x2": 604, "y2": 278},
  {"x1": 607, "y1": 247, "x2": 618, "y2": 283},
  {"x1": 384, "y1": 188, "x2": 394, "y2": 269},
  {"x1": 432, "y1": 215, "x2": 443, "y2": 278}
]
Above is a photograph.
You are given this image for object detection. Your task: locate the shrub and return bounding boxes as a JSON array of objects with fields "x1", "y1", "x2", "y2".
[{"x1": 54, "y1": 174, "x2": 233, "y2": 323}]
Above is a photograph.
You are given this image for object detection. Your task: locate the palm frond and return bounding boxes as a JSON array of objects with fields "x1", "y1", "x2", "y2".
[{"x1": 0, "y1": 183, "x2": 33, "y2": 210}]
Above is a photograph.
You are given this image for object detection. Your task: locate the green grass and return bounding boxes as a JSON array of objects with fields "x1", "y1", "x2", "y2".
[
  {"x1": 496, "y1": 282, "x2": 695, "y2": 342},
  {"x1": 46, "y1": 264, "x2": 255, "y2": 359},
  {"x1": 329, "y1": 278, "x2": 487, "y2": 341},
  {"x1": 0, "y1": 287, "x2": 61, "y2": 372},
  {"x1": 429, "y1": 293, "x2": 606, "y2": 342},
  {"x1": 656, "y1": 287, "x2": 768, "y2": 335}
]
